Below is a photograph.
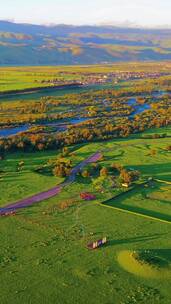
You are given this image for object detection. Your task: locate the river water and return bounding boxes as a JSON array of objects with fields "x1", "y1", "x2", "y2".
[
  {"x1": 0, "y1": 85, "x2": 167, "y2": 138},
  {"x1": 0, "y1": 117, "x2": 92, "y2": 138},
  {"x1": 127, "y1": 98, "x2": 151, "y2": 117}
]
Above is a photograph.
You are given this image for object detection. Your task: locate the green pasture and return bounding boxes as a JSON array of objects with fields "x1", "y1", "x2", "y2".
[
  {"x1": 0, "y1": 129, "x2": 171, "y2": 303},
  {"x1": 0, "y1": 151, "x2": 63, "y2": 206},
  {"x1": 0, "y1": 62, "x2": 169, "y2": 93},
  {"x1": 0, "y1": 66, "x2": 82, "y2": 93}
]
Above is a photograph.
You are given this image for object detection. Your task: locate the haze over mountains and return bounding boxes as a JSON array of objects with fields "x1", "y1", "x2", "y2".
[{"x1": 1, "y1": 20, "x2": 171, "y2": 65}]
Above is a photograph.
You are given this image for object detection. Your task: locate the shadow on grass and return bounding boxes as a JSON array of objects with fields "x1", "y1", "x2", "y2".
[
  {"x1": 106, "y1": 201, "x2": 171, "y2": 223},
  {"x1": 104, "y1": 150, "x2": 125, "y2": 161},
  {"x1": 132, "y1": 163, "x2": 171, "y2": 176},
  {"x1": 103, "y1": 182, "x2": 171, "y2": 223},
  {"x1": 105, "y1": 233, "x2": 166, "y2": 247},
  {"x1": 148, "y1": 249, "x2": 171, "y2": 262},
  {"x1": 0, "y1": 177, "x2": 26, "y2": 183}
]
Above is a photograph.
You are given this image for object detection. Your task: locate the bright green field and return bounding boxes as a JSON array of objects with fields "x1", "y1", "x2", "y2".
[
  {"x1": 0, "y1": 62, "x2": 170, "y2": 93},
  {"x1": 0, "y1": 66, "x2": 82, "y2": 92},
  {"x1": 0, "y1": 128, "x2": 171, "y2": 304},
  {"x1": 0, "y1": 65, "x2": 116, "y2": 93}
]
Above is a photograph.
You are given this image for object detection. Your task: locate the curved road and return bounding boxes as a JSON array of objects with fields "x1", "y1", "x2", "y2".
[{"x1": 0, "y1": 152, "x2": 102, "y2": 215}]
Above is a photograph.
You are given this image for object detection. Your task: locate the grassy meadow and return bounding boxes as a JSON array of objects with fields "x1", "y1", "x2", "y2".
[
  {"x1": 1, "y1": 62, "x2": 171, "y2": 92},
  {"x1": 0, "y1": 127, "x2": 171, "y2": 304}
]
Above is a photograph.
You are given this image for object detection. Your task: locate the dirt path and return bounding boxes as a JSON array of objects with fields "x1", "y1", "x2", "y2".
[{"x1": 0, "y1": 152, "x2": 102, "y2": 215}]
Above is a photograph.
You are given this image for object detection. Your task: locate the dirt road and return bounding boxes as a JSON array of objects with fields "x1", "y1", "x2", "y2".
[{"x1": 0, "y1": 152, "x2": 102, "y2": 215}]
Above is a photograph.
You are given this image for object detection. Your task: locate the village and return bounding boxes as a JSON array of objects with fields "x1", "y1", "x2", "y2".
[{"x1": 37, "y1": 70, "x2": 171, "y2": 87}]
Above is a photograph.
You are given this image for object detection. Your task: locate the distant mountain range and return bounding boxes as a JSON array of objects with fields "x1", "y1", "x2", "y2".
[{"x1": 1, "y1": 20, "x2": 171, "y2": 65}]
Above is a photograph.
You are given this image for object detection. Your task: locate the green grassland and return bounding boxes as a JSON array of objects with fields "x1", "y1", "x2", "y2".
[
  {"x1": 0, "y1": 62, "x2": 171, "y2": 93},
  {"x1": 0, "y1": 151, "x2": 63, "y2": 206},
  {"x1": 0, "y1": 127, "x2": 171, "y2": 304},
  {"x1": 0, "y1": 67, "x2": 81, "y2": 92}
]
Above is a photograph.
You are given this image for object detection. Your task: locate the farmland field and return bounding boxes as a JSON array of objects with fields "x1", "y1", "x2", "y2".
[
  {"x1": 0, "y1": 64, "x2": 171, "y2": 304},
  {"x1": 1, "y1": 62, "x2": 171, "y2": 93}
]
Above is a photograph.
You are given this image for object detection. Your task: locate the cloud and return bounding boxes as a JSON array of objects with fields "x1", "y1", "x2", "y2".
[{"x1": 0, "y1": 0, "x2": 171, "y2": 27}]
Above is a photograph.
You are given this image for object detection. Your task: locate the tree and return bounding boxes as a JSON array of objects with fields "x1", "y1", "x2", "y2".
[
  {"x1": 53, "y1": 158, "x2": 72, "y2": 177},
  {"x1": 62, "y1": 147, "x2": 69, "y2": 156},
  {"x1": 150, "y1": 149, "x2": 157, "y2": 156},
  {"x1": 119, "y1": 169, "x2": 140, "y2": 185},
  {"x1": 82, "y1": 170, "x2": 90, "y2": 178},
  {"x1": 53, "y1": 165, "x2": 66, "y2": 177},
  {"x1": 100, "y1": 167, "x2": 108, "y2": 177},
  {"x1": 111, "y1": 163, "x2": 123, "y2": 174},
  {"x1": 119, "y1": 169, "x2": 132, "y2": 185},
  {"x1": 0, "y1": 151, "x2": 5, "y2": 161}
]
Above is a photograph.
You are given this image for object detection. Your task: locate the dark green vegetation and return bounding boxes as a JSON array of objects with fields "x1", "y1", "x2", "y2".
[
  {"x1": 134, "y1": 250, "x2": 171, "y2": 270},
  {"x1": 117, "y1": 249, "x2": 171, "y2": 279},
  {"x1": 0, "y1": 64, "x2": 171, "y2": 304},
  {"x1": 2, "y1": 21, "x2": 171, "y2": 64}
]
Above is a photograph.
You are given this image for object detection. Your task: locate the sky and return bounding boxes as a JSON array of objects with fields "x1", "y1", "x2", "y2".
[{"x1": 0, "y1": 0, "x2": 171, "y2": 27}]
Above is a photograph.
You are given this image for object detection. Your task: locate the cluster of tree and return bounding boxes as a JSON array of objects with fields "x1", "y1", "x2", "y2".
[
  {"x1": 0, "y1": 82, "x2": 171, "y2": 153},
  {"x1": 0, "y1": 105, "x2": 170, "y2": 154},
  {"x1": 80, "y1": 159, "x2": 140, "y2": 193},
  {"x1": 111, "y1": 163, "x2": 140, "y2": 185},
  {"x1": 0, "y1": 151, "x2": 5, "y2": 160},
  {"x1": 81, "y1": 162, "x2": 101, "y2": 178},
  {"x1": 53, "y1": 158, "x2": 72, "y2": 177},
  {"x1": 166, "y1": 145, "x2": 171, "y2": 151},
  {"x1": 1, "y1": 82, "x2": 170, "y2": 127},
  {"x1": 35, "y1": 156, "x2": 72, "y2": 178},
  {"x1": 119, "y1": 169, "x2": 140, "y2": 185}
]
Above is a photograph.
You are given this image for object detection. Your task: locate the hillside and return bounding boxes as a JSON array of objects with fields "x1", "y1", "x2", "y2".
[{"x1": 1, "y1": 21, "x2": 171, "y2": 64}]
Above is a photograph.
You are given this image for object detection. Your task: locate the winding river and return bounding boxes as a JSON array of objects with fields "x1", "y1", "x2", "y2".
[{"x1": 0, "y1": 84, "x2": 167, "y2": 138}]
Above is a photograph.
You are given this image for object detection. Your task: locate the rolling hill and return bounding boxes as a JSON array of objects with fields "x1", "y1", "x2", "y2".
[{"x1": 1, "y1": 20, "x2": 171, "y2": 65}]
